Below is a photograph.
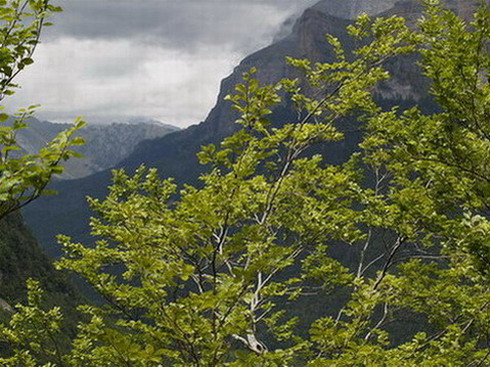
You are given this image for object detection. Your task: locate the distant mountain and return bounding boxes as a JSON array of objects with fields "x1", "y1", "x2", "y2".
[
  {"x1": 17, "y1": 119, "x2": 179, "y2": 179},
  {"x1": 22, "y1": 0, "x2": 485, "y2": 260}
]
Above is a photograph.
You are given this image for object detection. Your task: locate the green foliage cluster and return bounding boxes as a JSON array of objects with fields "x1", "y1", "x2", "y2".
[
  {"x1": 1, "y1": 0, "x2": 490, "y2": 366},
  {"x1": 0, "y1": 0, "x2": 86, "y2": 363},
  {"x1": 0, "y1": 0, "x2": 85, "y2": 219}
]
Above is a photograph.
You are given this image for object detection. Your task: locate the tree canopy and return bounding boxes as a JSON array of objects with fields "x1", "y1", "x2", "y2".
[{"x1": 0, "y1": 0, "x2": 85, "y2": 220}]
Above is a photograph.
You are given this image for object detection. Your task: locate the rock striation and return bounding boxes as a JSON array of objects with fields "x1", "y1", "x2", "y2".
[{"x1": 312, "y1": 0, "x2": 399, "y2": 19}]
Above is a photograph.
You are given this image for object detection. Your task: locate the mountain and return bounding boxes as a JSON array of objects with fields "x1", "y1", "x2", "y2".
[
  {"x1": 21, "y1": 0, "x2": 480, "y2": 258},
  {"x1": 313, "y1": 0, "x2": 482, "y2": 19},
  {"x1": 312, "y1": 0, "x2": 398, "y2": 19},
  {"x1": 16, "y1": 119, "x2": 179, "y2": 179}
]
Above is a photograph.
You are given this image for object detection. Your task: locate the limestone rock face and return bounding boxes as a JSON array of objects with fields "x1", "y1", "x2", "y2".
[
  {"x1": 0, "y1": 298, "x2": 13, "y2": 313},
  {"x1": 312, "y1": 0, "x2": 399, "y2": 19},
  {"x1": 313, "y1": 0, "x2": 490, "y2": 22}
]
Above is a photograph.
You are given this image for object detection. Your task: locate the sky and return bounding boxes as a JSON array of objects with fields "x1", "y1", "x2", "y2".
[{"x1": 7, "y1": 0, "x2": 318, "y2": 128}]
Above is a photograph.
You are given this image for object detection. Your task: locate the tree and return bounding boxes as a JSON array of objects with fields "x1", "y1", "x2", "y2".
[
  {"x1": 2, "y1": 1, "x2": 490, "y2": 366},
  {"x1": 0, "y1": 0, "x2": 85, "y2": 220},
  {"x1": 0, "y1": 1, "x2": 85, "y2": 364}
]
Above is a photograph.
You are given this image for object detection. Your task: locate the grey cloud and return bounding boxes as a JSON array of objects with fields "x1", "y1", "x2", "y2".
[{"x1": 47, "y1": 0, "x2": 317, "y2": 53}]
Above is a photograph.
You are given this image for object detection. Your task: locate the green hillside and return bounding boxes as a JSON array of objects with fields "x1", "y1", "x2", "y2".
[{"x1": 0, "y1": 213, "x2": 80, "y2": 323}]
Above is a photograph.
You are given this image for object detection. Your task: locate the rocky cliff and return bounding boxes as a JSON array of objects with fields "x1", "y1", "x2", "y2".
[{"x1": 313, "y1": 0, "x2": 398, "y2": 19}]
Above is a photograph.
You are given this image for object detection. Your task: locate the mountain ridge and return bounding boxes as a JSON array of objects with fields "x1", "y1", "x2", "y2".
[{"x1": 16, "y1": 118, "x2": 179, "y2": 179}]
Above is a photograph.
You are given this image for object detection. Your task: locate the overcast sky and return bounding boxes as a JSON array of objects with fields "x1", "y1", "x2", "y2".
[{"x1": 7, "y1": 0, "x2": 318, "y2": 127}]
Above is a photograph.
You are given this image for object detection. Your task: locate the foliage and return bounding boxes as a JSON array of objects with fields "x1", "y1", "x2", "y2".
[
  {"x1": 2, "y1": 1, "x2": 490, "y2": 366},
  {"x1": 0, "y1": 0, "x2": 86, "y2": 220},
  {"x1": 0, "y1": 0, "x2": 85, "y2": 362},
  {"x1": 0, "y1": 280, "x2": 65, "y2": 366}
]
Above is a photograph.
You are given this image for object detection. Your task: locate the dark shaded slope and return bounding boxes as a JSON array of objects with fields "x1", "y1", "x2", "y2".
[{"x1": 0, "y1": 213, "x2": 79, "y2": 315}]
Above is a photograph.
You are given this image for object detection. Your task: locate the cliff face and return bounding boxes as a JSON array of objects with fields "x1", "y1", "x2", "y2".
[
  {"x1": 195, "y1": 9, "x2": 353, "y2": 138},
  {"x1": 175, "y1": 2, "x2": 427, "y2": 139},
  {"x1": 312, "y1": 0, "x2": 398, "y2": 19},
  {"x1": 312, "y1": 0, "x2": 486, "y2": 20}
]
